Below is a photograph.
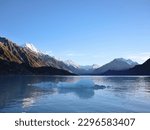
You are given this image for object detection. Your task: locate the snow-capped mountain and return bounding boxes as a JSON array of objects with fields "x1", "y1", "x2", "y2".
[
  {"x1": 92, "y1": 64, "x2": 100, "y2": 69},
  {"x1": 80, "y1": 64, "x2": 100, "y2": 70},
  {"x1": 23, "y1": 43, "x2": 74, "y2": 72},
  {"x1": 64, "y1": 60, "x2": 100, "y2": 71},
  {"x1": 24, "y1": 43, "x2": 40, "y2": 53},
  {"x1": 64, "y1": 60, "x2": 80, "y2": 68},
  {"x1": 0, "y1": 36, "x2": 73, "y2": 75},
  {"x1": 22, "y1": 43, "x2": 83, "y2": 73},
  {"x1": 63, "y1": 61, "x2": 100, "y2": 74},
  {"x1": 116, "y1": 58, "x2": 138, "y2": 66},
  {"x1": 93, "y1": 58, "x2": 138, "y2": 74}
]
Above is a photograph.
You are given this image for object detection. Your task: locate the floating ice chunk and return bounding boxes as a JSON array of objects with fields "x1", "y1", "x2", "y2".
[{"x1": 57, "y1": 80, "x2": 95, "y2": 89}]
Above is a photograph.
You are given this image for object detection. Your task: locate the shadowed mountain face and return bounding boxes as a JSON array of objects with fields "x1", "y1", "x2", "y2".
[
  {"x1": 0, "y1": 60, "x2": 74, "y2": 75},
  {"x1": 103, "y1": 58, "x2": 150, "y2": 75},
  {"x1": 126, "y1": 58, "x2": 150, "y2": 75},
  {"x1": 0, "y1": 37, "x2": 73, "y2": 75}
]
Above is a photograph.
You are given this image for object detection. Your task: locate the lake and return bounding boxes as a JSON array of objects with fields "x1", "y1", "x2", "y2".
[{"x1": 0, "y1": 75, "x2": 150, "y2": 113}]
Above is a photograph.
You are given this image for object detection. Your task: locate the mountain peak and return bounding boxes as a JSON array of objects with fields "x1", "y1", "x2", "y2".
[
  {"x1": 80, "y1": 64, "x2": 100, "y2": 70},
  {"x1": 93, "y1": 58, "x2": 139, "y2": 74},
  {"x1": 0, "y1": 36, "x2": 15, "y2": 46},
  {"x1": 0, "y1": 36, "x2": 9, "y2": 42},
  {"x1": 92, "y1": 64, "x2": 100, "y2": 69},
  {"x1": 113, "y1": 58, "x2": 138, "y2": 65},
  {"x1": 64, "y1": 60, "x2": 80, "y2": 68},
  {"x1": 24, "y1": 43, "x2": 40, "y2": 53}
]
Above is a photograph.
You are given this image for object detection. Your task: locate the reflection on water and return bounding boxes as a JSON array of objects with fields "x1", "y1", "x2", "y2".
[
  {"x1": 30, "y1": 79, "x2": 109, "y2": 99},
  {"x1": 0, "y1": 76, "x2": 150, "y2": 112}
]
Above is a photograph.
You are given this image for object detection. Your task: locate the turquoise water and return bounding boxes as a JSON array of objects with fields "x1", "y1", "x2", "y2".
[{"x1": 0, "y1": 76, "x2": 150, "y2": 113}]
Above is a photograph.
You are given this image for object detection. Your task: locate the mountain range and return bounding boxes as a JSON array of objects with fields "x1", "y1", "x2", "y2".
[
  {"x1": 0, "y1": 37, "x2": 73, "y2": 75},
  {"x1": 0, "y1": 36, "x2": 149, "y2": 75}
]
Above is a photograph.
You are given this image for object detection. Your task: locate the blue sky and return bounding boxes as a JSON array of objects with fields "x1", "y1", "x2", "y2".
[{"x1": 0, "y1": 0, "x2": 150, "y2": 65}]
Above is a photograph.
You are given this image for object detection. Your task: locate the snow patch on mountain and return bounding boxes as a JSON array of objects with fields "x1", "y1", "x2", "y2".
[
  {"x1": 24, "y1": 43, "x2": 40, "y2": 53},
  {"x1": 64, "y1": 60, "x2": 80, "y2": 68},
  {"x1": 92, "y1": 64, "x2": 100, "y2": 69},
  {"x1": 80, "y1": 64, "x2": 100, "y2": 70},
  {"x1": 114, "y1": 58, "x2": 138, "y2": 65}
]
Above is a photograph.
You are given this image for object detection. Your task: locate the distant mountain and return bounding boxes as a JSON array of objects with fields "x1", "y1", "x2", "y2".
[
  {"x1": 0, "y1": 36, "x2": 73, "y2": 75},
  {"x1": 103, "y1": 58, "x2": 150, "y2": 75},
  {"x1": 64, "y1": 60, "x2": 80, "y2": 68},
  {"x1": 63, "y1": 60, "x2": 85, "y2": 74},
  {"x1": 80, "y1": 64, "x2": 100, "y2": 70},
  {"x1": 93, "y1": 58, "x2": 138, "y2": 74},
  {"x1": 63, "y1": 61, "x2": 100, "y2": 74}
]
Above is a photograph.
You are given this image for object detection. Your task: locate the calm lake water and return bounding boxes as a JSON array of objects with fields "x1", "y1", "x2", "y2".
[{"x1": 0, "y1": 75, "x2": 150, "y2": 113}]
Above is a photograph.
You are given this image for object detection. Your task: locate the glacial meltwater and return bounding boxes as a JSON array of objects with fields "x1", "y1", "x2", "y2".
[{"x1": 0, "y1": 76, "x2": 150, "y2": 112}]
